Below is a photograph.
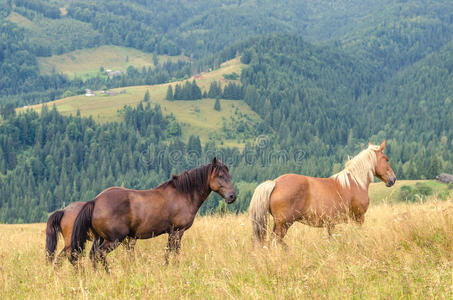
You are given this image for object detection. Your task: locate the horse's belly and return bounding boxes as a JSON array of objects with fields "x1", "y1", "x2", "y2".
[
  {"x1": 299, "y1": 204, "x2": 349, "y2": 226},
  {"x1": 135, "y1": 230, "x2": 166, "y2": 239},
  {"x1": 133, "y1": 219, "x2": 170, "y2": 239}
]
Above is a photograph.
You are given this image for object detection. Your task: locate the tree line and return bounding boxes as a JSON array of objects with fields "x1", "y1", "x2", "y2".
[{"x1": 166, "y1": 80, "x2": 243, "y2": 101}]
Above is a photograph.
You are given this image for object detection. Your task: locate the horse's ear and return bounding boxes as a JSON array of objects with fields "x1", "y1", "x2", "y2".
[
  {"x1": 379, "y1": 140, "x2": 386, "y2": 151},
  {"x1": 212, "y1": 157, "x2": 217, "y2": 165}
]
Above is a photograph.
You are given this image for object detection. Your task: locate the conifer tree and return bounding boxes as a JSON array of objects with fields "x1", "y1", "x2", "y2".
[
  {"x1": 214, "y1": 97, "x2": 221, "y2": 111},
  {"x1": 144, "y1": 89, "x2": 150, "y2": 102},
  {"x1": 166, "y1": 85, "x2": 173, "y2": 100}
]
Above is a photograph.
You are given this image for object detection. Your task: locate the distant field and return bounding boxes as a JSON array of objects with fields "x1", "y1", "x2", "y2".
[
  {"x1": 18, "y1": 58, "x2": 258, "y2": 147},
  {"x1": 6, "y1": 12, "x2": 35, "y2": 29},
  {"x1": 369, "y1": 179, "x2": 450, "y2": 203},
  {"x1": 6, "y1": 13, "x2": 186, "y2": 79},
  {"x1": 37, "y1": 45, "x2": 187, "y2": 79},
  {"x1": 1, "y1": 196, "x2": 453, "y2": 299}
]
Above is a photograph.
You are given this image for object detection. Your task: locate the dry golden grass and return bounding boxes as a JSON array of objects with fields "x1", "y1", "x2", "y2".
[{"x1": 1, "y1": 198, "x2": 453, "y2": 299}]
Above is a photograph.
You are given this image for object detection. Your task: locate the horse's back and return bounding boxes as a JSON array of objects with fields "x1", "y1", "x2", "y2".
[
  {"x1": 93, "y1": 187, "x2": 131, "y2": 215},
  {"x1": 59, "y1": 202, "x2": 86, "y2": 246},
  {"x1": 273, "y1": 173, "x2": 317, "y2": 198},
  {"x1": 270, "y1": 174, "x2": 310, "y2": 221},
  {"x1": 94, "y1": 186, "x2": 164, "y2": 217},
  {"x1": 90, "y1": 188, "x2": 131, "y2": 238},
  {"x1": 92, "y1": 186, "x2": 169, "y2": 240},
  {"x1": 271, "y1": 174, "x2": 346, "y2": 225}
]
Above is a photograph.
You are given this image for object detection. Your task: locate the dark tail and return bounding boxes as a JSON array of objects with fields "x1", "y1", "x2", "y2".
[
  {"x1": 46, "y1": 210, "x2": 64, "y2": 263},
  {"x1": 70, "y1": 200, "x2": 95, "y2": 263}
]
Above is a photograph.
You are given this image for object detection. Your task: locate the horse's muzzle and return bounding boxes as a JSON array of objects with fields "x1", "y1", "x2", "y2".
[
  {"x1": 225, "y1": 193, "x2": 237, "y2": 204},
  {"x1": 386, "y1": 177, "x2": 396, "y2": 187}
]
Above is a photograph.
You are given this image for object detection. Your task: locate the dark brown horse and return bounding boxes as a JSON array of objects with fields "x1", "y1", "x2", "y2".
[
  {"x1": 46, "y1": 202, "x2": 135, "y2": 265},
  {"x1": 249, "y1": 141, "x2": 396, "y2": 245},
  {"x1": 70, "y1": 158, "x2": 236, "y2": 270}
]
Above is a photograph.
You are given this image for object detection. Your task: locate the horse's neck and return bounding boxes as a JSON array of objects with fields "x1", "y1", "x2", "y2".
[
  {"x1": 355, "y1": 174, "x2": 371, "y2": 192},
  {"x1": 336, "y1": 172, "x2": 372, "y2": 194},
  {"x1": 336, "y1": 158, "x2": 375, "y2": 190},
  {"x1": 189, "y1": 185, "x2": 212, "y2": 210}
]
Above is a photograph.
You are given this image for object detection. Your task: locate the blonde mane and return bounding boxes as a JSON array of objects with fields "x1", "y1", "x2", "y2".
[{"x1": 331, "y1": 144, "x2": 380, "y2": 189}]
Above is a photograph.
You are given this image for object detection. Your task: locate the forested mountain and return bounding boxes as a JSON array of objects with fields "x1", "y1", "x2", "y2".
[
  {"x1": 233, "y1": 34, "x2": 452, "y2": 180},
  {"x1": 0, "y1": 0, "x2": 453, "y2": 222},
  {"x1": 3, "y1": 0, "x2": 453, "y2": 102},
  {"x1": 0, "y1": 104, "x2": 257, "y2": 222},
  {"x1": 339, "y1": 0, "x2": 453, "y2": 75}
]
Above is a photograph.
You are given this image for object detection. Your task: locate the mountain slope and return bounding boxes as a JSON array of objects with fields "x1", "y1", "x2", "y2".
[
  {"x1": 37, "y1": 45, "x2": 187, "y2": 79},
  {"x1": 18, "y1": 58, "x2": 263, "y2": 147},
  {"x1": 3, "y1": 0, "x2": 453, "y2": 106},
  {"x1": 232, "y1": 34, "x2": 452, "y2": 178}
]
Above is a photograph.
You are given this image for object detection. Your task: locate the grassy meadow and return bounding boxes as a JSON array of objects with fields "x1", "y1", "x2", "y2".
[
  {"x1": 6, "y1": 11, "x2": 185, "y2": 80},
  {"x1": 37, "y1": 45, "x2": 187, "y2": 79},
  {"x1": 369, "y1": 179, "x2": 451, "y2": 203},
  {"x1": 17, "y1": 58, "x2": 258, "y2": 147},
  {"x1": 5, "y1": 12, "x2": 35, "y2": 29},
  {"x1": 1, "y1": 183, "x2": 453, "y2": 299}
]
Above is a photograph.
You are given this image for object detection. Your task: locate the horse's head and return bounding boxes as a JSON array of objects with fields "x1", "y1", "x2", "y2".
[
  {"x1": 372, "y1": 141, "x2": 396, "y2": 187},
  {"x1": 208, "y1": 157, "x2": 237, "y2": 204}
]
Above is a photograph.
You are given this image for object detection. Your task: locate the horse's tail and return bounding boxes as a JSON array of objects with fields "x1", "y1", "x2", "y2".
[
  {"x1": 249, "y1": 180, "x2": 276, "y2": 242},
  {"x1": 70, "y1": 200, "x2": 95, "y2": 263},
  {"x1": 45, "y1": 210, "x2": 64, "y2": 263}
]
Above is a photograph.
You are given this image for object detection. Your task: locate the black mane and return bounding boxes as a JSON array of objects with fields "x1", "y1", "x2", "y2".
[{"x1": 158, "y1": 161, "x2": 228, "y2": 195}]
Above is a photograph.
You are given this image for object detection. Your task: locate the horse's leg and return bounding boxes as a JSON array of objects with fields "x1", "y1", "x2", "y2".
[
  {"x1": 165, "y1": 229, "x2": 185, "y2": 264},
  {"x1": 354, "y1": 213, "x2": 365, "y2": 226},
  {"x1": 122, "y1": 236, "x2": 137, "y2": 251},
  {"x1": 97, "y1": 239, "x2": 120, "y2": 273},
  {"x1": 327, "y1": 223, "x2": 335, "y2": 237},
  {"x1": 89, "y1": 236, "x2": 103, "y2": 270},
  {"x1": 54, "y1": 247, "x2": 67, "y2": 268},
  {"x1": 121, "y1": 237, "x2": 137, "y2": 267},
  {"x1": 272, "y1": 218, "x2": 292, "y2": 249},
  {"x1": 128, "y1": 237, "x2": 137, "y2": 251},
  {"x1": 350, "y1": 208, "x2": 365, "y2": 227}
]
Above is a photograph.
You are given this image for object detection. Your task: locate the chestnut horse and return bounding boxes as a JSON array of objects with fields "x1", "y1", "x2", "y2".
[
  {"x1": 249, "y1": 141, "x2": 396, "y2": 245},
  {"x1": 70, "y1": 158, "x2": 236, "y2": 270},
  {"x1": 46, "y1": 202, "x2": 136, "y2": 264}
]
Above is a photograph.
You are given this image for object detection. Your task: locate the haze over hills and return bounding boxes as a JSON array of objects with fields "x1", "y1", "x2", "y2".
[{"x1": 0, "y1": 0, "x2": 453, "y2": 222}]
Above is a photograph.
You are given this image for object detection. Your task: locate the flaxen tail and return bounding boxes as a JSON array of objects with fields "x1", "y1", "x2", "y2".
[
  {"x1": 249, "y1": 180, "x2": 276, "y2": 242},
  {"x1": 45, "y1": 210, "x2": 64, "y2": 263},
  {"x1": 70, "y1": 200, "x2": 95, "y2": 264}
]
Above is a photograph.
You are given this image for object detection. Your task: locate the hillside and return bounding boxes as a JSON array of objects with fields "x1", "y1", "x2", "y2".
[
  {"x1": 17, "y1": 58, "x2": 260, "y2": 147},
  {"x1": 2, "y1": 1, "x2": 453, "y2": 297},
  {"x1": 1, "y1": 1, "x2": 453, "y2": 224},
  {"x1": 37, "y1": 45, "x2": 187, "y2": 79},
  {"x1": 3, "y1": 0, "x2": 453, "y2": 103},
  {"x1": 2, "y1": 199, "x2": 453, "y2": 298},
  {"x1": 339, "y1": 0, "x2": 453, "y2": 74},
  {"x1": 220, "y1": 34, "x2": 453, "y2": 180},
  {"x1": 4, "y1": 31, "x2": 452, "y2": 223}
]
